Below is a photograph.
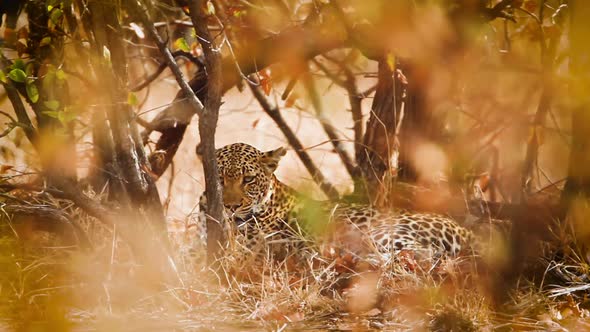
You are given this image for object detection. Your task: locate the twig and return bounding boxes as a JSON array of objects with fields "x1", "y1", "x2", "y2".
[
  {"x1": 311, "y1": 59, "x2": 346, "y2": 88},
  {"x1": 360, "y1": 84, "x2": 377, "y2": 98},
  {"x1": 47, "y1": 178, "x2": 173, "y2": 265},
  {"x1": 130, "y1": 50, "x2": 203, "y2": 92},
  {"x1": 316, "y1": 56, "x2": 365, "y2": 159},
  {"x1": 485, "y1": 0, "x2": 517, "y2": 22},
  {"x1": 163, "y1": 160, "x2": 176, "y2": 215},
  {"x1": 0, "y1": 58, "x2": 38, "y2": 148},
  {"x1": 134, "y1": 0, "x2": 205, "y2": 117},
  {"x1": 248, "y1": 77, "x2": 340, "y2": 200},
  {"x1": 144, "y1": 3, "x2": 350, "y2": 179},
  {"x1": 302, "y1": 69, "x2": 359, "y2": 179},
  {"x1": 519, "y1": 5, "x2": 561, "y2": 201},
  {"x1": 281, "y1": 74, "x2": 302, "y2": 101}
]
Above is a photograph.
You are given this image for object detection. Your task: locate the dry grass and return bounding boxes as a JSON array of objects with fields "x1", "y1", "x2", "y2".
[{"x1": 3, "y1": 196, "x2": 590, "y2": 331}]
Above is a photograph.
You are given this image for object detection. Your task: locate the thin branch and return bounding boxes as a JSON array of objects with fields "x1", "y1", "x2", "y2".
[
  {"x1": 485, "y1": 0, "x2": 517, "y2": 22},
  {"x1": 249, "y1": 77, "x2": 340, "y2": 200},
  {"x1": 0, "y1": 110, "x2": 18, "y2": 138},
  {"x1": 316, "y1": 56, "x2": 365, "y2": 159},
  {"x1": 519, "y1": 6, "x2": 561, "y2": 201},
  {"x1": 134, "y1": 0, "x2": 205, "y2": 118},
  {"x1": 302, "y1": 69, "x2": 360, "y2": 179},
  {"x1": 0, "y1": 74, "x2": 38, "y2": 148},
  {"x1": 47, "y1": 178, "x2": 171, "y2": 263},
  {"x1": 312, "y1": 59, "x2": 346, "y2": 88},
  {"x1": 360, "y1": 84, "x2": 377, "y2": 98},
  {"x1": 130, "y1": 50, "x2": 203, "y2": 92},
  {"x1": 163, "y1": 160, "x2": 176, "y2": 215},
  {"x1": 144, "y1": 4, "x2": 350, "y2": 178},
  {"x1": 281, "y1": 74, "x2": 302, "y2": 101}
]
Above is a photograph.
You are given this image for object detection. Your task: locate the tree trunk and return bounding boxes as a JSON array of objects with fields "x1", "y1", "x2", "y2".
[
  {"x1": 87, "y1": 0, "x2": 167, "y2": 234},
  {"x1": 355, "y1": 57, "x2": 405, "y2": 204},
  {"x1": 188, "y1": 0, "x2": 225, "y2": 264}
]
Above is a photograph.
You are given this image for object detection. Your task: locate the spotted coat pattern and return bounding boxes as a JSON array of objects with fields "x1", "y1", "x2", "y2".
[{"x1": 200, "y1": 143, "x2": 476, "y2": 261}]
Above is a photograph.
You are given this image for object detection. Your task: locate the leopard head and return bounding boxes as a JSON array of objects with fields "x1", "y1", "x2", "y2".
[{"x1": 215, "y1": 143, "x2": 286, "y2": 219}]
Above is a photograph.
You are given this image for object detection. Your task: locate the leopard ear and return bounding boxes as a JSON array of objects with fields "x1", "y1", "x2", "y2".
[{"x1": 260, "y1": 147, "x2": 287, "y2": 175}]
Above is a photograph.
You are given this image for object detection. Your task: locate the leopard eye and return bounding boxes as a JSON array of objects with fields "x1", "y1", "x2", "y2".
[{"x1": 243, "y1": 175, "x2": 255, "y2": 184}]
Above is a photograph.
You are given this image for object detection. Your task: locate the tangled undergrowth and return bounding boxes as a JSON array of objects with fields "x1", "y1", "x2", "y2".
[{"x1": 1, "y1": 192, "x2": 590, "y2": 331}]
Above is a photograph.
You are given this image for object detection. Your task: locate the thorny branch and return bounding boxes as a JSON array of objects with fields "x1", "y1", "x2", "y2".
[
  {"x1": 314, "y1": 56, "x2": 365, "y2": 159},
  {"x1": 302, "y1": 69, "x2": 359, "y2": 180}
]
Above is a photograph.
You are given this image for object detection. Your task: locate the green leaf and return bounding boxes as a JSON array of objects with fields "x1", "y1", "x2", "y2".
[
  {"x1": 44, "y1": 100, "x2": 60, "y2": 111},
  {"x1": 25, "y1": 63, "x2": 35, "y2": 76},
  {"x1": 42, "y1": 71, "x2": 56, "y2": 91},
  {"x1": 40, "y1": 36, "x2": 52, "y2": 46},
  {"x1": 174, "y1": 37, "x2": 190, "y2": 52},
  {"x1": 50, "y1": 8, "x2": 62, "y2": 23},
  {"x1": 127, "y1": 92, "x2": 139, "y2": 106},
  {"x1": 26, "y1": 82, "x2": 39, "y2": 103},
  {"x1": 12, "y1": 59, "x2": 25, "y2": 71},
  {"x1": 43, "y1": 110, "x2": 60, "y2": 119},
  {"x1": 47, "y1": 0, "x2": 58, "y2": 11},
  {"x1": 232, "y1": 9, "x2": 246, "y2": 18},
  {"x1": 56, "y1": 69, "x2": 66, "y2": 81},
  {"x1": 8, "y1": 69, "x2": 26, "y2": 83},
  {"x1": 0, "y1": 71, "x2": 7, "y2": 84}
]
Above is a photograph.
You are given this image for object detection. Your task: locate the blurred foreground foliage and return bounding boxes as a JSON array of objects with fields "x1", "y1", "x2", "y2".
[{"x1": 2, "y1": 0, "x2": 590, "y2": 330}]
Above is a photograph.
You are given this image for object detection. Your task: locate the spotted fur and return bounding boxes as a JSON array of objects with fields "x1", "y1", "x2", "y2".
[{"x1": 200, "y1": 143, "x2": 476, "y2": 261}]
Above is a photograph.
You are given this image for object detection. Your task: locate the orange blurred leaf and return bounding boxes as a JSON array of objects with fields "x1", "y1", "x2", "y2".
[
  {"x1": 259, "y1": 68, "x2": 272, "y2": 96},
  {"x1": 543, "y1": 24, "x2": 561, "y2": 39},
  {"x1": 524, "y1": 0, "x2": 537, "y2": 12},
  {"x1": 478, "y1": 173, "x2": 491, "y2": 193},
  {"x1": 0, "y1": 165, "x2": 14, "y2": 174}
]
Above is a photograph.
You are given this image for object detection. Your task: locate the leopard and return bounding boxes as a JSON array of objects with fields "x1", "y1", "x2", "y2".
[{"x1": 198, "y1": 143, "x2": 478, "y2": 266}]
